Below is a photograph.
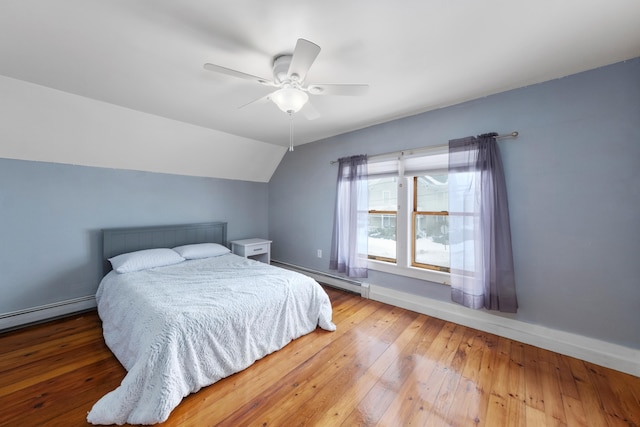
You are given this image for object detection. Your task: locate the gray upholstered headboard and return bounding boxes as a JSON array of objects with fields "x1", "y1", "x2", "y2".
[{"x1": 102, "y1": 222, "x2": 228, "y2": 275}]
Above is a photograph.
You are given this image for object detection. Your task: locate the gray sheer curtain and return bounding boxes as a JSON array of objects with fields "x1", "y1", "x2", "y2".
[
  {"x1": 330, "y1": 155, "x2": 368, "y2": 278},
  {"x1": 448, "y1": 133, "x2": 517, "y2": 312}
]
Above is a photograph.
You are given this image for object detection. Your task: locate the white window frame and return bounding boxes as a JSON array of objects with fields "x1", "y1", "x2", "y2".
[{"x1": 366, "y1": 146, "x2": 451, "y2": 285}]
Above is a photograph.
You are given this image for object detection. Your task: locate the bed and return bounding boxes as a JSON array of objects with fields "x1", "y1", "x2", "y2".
[{"x1": 87, "y1": 222, "x2": 336, "y2": 425}]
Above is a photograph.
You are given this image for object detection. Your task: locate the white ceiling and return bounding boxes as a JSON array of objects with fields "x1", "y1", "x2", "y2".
[{"x1": 1, "y1": 0, "x2": 639, "y2": 150}]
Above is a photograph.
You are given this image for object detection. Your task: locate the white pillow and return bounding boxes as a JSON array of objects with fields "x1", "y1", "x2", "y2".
[
  {"x1": 172, "y1": 243, "x2": 230, "y2": 259},
  {"x1": 109, "y1": 248, "x2": 185, "y2": 273}
]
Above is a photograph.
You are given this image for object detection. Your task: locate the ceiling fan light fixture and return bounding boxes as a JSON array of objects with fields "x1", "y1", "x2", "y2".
[{"x1": 270, "y1": 87, "x2": 308, "y2": 113}]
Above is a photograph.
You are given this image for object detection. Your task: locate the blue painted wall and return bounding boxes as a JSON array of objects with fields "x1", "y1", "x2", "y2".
[
  {"x1": 2, "y1": 58, "x2": 638, "y2": 350},
  {"x1": 268, "y1": 58, "x2": 640, "y2": 349},
  {"x1": 0, "y1": 159, "x2": 268, "y2": 313}
]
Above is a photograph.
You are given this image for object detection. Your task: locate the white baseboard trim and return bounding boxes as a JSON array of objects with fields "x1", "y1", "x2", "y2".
[
  {"x1": 369, "y1": 284, "x2": 639, "y2": 377},
  {"x1": 0, "y1": 295, "x2": 97, "y2": 332}
]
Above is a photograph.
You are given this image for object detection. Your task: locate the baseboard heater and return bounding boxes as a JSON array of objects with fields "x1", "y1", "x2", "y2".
[
  {"x1": 271, "y1": 260, "x2": 367, "y2": 297},
  {"x1": 0, "y1": 295, "x2": 96, "y2": 332}
]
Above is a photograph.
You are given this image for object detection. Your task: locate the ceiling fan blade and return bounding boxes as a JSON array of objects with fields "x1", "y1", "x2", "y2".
[
  {"x1": 307, "y1": 84, "x2": 369, "y2": 96},
  {"x1": 287, "y1": 39, "x2": 321, "y2": 83},
  {"x1": 238, "y1": 92, "x2": 273, "y2": 109},
  {"x1": 301, "y1": 101, "x2": 320, "y2": 120},
  {"x1": 204, "y1": 63, "x2": 274, "y2": 86}
]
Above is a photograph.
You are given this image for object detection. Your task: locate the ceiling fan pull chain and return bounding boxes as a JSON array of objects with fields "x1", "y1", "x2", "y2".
[{"x1": 289, "y1": 112, "x2": 294, "y2": 152}]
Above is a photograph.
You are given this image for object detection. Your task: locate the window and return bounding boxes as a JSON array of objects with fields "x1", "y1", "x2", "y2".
[
  {"x1": 368, "y1": 177, "x2": 397, "y2": 262},
  {"x1": 366, "y1": 146, "x2": 450, "y2": 284},
  {"x1": 413, "y1": 175, "x2": 449, "y2": 272}
]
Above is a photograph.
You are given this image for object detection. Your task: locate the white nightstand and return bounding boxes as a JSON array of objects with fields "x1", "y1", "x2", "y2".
[{"x1": 230, "y1": 238, "x2": 272, "y2": 264}]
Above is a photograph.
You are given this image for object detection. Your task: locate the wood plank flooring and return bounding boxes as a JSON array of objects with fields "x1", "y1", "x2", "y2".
[{"x1": 0, "y1": 286, "x2": 638, "y2": 426}]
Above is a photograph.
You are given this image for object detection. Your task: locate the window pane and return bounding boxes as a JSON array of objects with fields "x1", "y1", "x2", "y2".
[
  {"x1": 368, "y1": 177, "x2": 397, "y2": 261},
  {"x1": 368, "y1": 177, "x2": 397, "y2": 210},
  {"x1": 368, "y1": 213, "x2": 396, "y2": 260},
  {"x1": 416, "y1": 174, "x2": 448, "y2": 212},
  {"x1": 415, "y1": 173, "x2": 449, "y2": 270},
  {"x1": 414, "y1": 214, "x2": 449, "y2": 269}
]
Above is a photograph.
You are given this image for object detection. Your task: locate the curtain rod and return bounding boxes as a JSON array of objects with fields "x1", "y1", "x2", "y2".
[{"x1": 330, "y1": 131, "x2": 519, "y2": 164}]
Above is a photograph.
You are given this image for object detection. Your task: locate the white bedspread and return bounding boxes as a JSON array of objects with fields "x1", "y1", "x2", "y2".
[{"x1": 87, "y1": 254, "x2": 335, "y2": 425}]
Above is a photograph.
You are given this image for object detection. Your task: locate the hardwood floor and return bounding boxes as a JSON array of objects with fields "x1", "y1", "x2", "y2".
[{"x1": 1, "y1": 286, "x2": 638, "y2": 426}]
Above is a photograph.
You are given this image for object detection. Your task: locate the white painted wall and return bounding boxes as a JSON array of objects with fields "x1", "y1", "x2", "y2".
[{"x1": 0, "y1": 75, "x2": 286, "y2": 183}]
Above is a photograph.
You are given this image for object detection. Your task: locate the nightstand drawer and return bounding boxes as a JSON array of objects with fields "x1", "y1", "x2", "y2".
[
  {"x1": 234, "y1": 243, "x2": 268, "y2": 257},
  {"x1": 230, "y1": 238, "x2": 272, "y2": 264},
  {"x1": 246, "y1": 244, "x2": 269, "y2": 255}
]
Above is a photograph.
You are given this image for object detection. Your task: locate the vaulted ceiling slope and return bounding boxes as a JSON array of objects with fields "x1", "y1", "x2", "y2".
[{"x1": 1, "y1": 1, "x2": 639, "y2": 182}]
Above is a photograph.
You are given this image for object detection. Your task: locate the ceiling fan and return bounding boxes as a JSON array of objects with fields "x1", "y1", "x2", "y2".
[{"x1": 203, "y1": 39, "x2": 368, "y2": 150}]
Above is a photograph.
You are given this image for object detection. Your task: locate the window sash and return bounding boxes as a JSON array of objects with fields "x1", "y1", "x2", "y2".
[
  {"x1": 368, "y1": 210, "x2": 397, "y2": 262},
  {"x1": 412, "y1": 211, "x2": 450, "y2": 272}
]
